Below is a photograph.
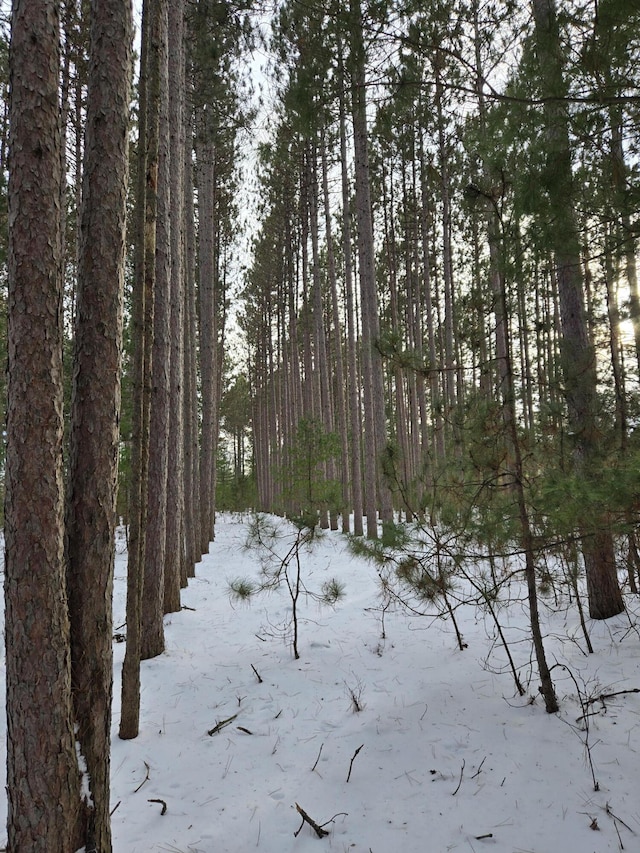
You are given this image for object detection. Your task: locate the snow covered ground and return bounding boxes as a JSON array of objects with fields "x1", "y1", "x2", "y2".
[{"x1": 3, "y1": 512, "x2": 640, "y2": 852}]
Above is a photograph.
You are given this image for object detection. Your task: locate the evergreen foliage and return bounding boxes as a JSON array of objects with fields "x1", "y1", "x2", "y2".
[{"x1": 229, "y1": 513, "x2": 345, "y2": 658}]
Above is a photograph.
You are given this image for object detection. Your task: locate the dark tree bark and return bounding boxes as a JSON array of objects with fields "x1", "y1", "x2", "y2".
[
  {"x1": 5, "y1": 1, "x2": 81, "y2": 849},
  {"x1": 497, "y1": 274, "x2": 559, "y2": 713},
  {"x1": 183, "y1": 91, "x2": 202, "y2": 569},
  {"x1": 66, "y1": 0, "x2": 133, "y2": 847},
  {"x1": 321, "y1": 129, "x2": 350, "y2": 532},
  {"x1": 532, "y1": 0, "x2": 624, "y2": 619},
  {"x1": 141, "y1": 0, "x2": 170, "y2": 658},
  {"x1": 197, "y1": 137, "x2": 217, "y2": 550},
  {"x1": 339, "y1": 69, "x2": 364, "y2": 536},
  {"x1": 349, "y1": 0, "x2": 393, "y2": 535},
  {"x1": 120, "y1": 0, "x2": 164, "y2": 740},
  {"x1": 164, "y1": 0, "x2": 186, "y2": 609},
  {"x1": 419, "y1": 136, "x2": 445, "y2": 464}
]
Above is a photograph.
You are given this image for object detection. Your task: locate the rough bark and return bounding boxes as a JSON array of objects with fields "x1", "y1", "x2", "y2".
[
  {"x1": 349, "y1": 0, "x2": 393, "y2": 534},
  {"x1": 183, "y1": 93, "x2": 202, "y2": 569},
  {"x1": 141, "y1": 0, "x2": 170, "y2": 658},
  {"x1": 197, "y1": 138, "x2": 216, "y2": 550},
  {"x1": 164, "y1": 0, "x2": 186, "y2": 610},
  {"x1": 5, "y1": 1, "x2": 81, "y2": 849},
  {"x1": 120, "y1": 0, "x2": 163, "y2": 740},
  {"x1": 419, "y1": 137, "x2": 445, "y2": 464},
  {"x1": 338, "y1": 49, "x2": 364, "y2": 535},
  {"x1": 66, "y1": 0, "x2": 132, "y2": 848},
  {"x1": 321, "y1": 130, "x2": 350, "y2": 532},
  {"x1": 434, "y1": 61, "x2": 458, "y2": 445},
  {"x1": 308, "y1": 144, "x2": 333, "y2": 527}
]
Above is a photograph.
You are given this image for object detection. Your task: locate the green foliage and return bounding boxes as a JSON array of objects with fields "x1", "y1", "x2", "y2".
[
  {"x1": 321, "y1": 577, "x2": 346, "y2": 605},
  {"x1": 217, "y1": 376, "x2": 255, "y2": 512},
  {"x1": 350, "y1": 520, "x2": 457, "y2": 606},
  {"x1": 220, "y1": 374, "x2": 251, "y2": 441},
  {"x1": 279, "y1": 417, "x2": 341, "y2": 521},
  {"x1": 216, "y1": 470, "x2": 258, "y2": 513},
  {"x1": 532, "y1": 449, "x2": 640, "y2": 543},
  {"x1": 380, "y1": 519, "x2": 413, "y2": 550},
  {"x1": 395, "y1": 553, "x2": 454, "y2": 603},
  {"x1": 228, "y1": 577, "x2": 258, "y2": 601},
  {"x1": 347, "y1": 531, "x2": 390, "y2": 567},
  {"x1": 374, "y1": 330, "x2": 430, "y2": 377},
  {"x1": 232, "y1": 513, "x2": 344, "y2": 658}
]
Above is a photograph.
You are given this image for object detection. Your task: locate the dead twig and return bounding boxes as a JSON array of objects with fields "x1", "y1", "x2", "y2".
[
  {"x1": 605, "y1": 803, "x2": 635, "y2": 835},
  {"x1": 586, "y1": 687, "x2": 640, "y2": 708},
  {"x1": 294, "y1": 803, "x2": 329, "y2": 838},
  {"x1": 346, "y1": 744, "x2": 364, "y2": 783},
  {"x1": 471, "y1": 757, "x2": 486, "y2": 779},
  {"x1": 133, "y1": 761, "x2": 150, "y2": 793},
  {"x1": 207, "y1": 713, "x2": 238, "y2": 736},
  {"x1": 237, "y1": 726, "x2": 253, "y2": 735},
  {"x1": 577, "y1": 688, "x2": 640, "y2": 723},
  {"x1": 251, "y1": 664, "x2": 263, "y2": 683},
  {"x1": 148, "y1": 798, "x2": 167, "y2": 815},
  {"x1": 452, "y1": 759, "x2": 465, "y2": 796},
  {"x1": 311, "y1": 742, "x2": 324, "y2": 773}
]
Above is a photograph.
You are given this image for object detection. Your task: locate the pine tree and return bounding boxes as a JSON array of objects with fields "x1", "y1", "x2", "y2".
[
  {"x1": 66, "y1": 2, "x2": 133, "y2": 846},
  {"x1": 5, "y1": 1, "x2": 81, "y2": 847},
  {"x1": 531, "y1": 0, "x2": 624, "y2": 620}
]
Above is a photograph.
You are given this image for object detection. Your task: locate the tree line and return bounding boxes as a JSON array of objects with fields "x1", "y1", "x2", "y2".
[
  {"x1": 240, "y1": 0, "x2": 640, "y2": 628},
  {"x1": 3, "y1": 0, "x2": 248, "y2": 849}
]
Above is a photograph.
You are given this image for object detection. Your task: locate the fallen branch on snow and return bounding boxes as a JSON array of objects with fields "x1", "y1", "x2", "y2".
[{"x1": 207, "y1": 713, "x2": 238, "y2": 736}]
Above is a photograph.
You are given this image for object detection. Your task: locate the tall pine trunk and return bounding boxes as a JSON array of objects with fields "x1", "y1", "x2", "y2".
[
  {"x1": 183, "y1": 96, "x2": 202, "y2": 568},
  {"x1": 532, "y1": 0, "x2": 623, "y2": 619},
  {"x1": 349, "y1": 0, "x2": 392, "y2": 535},
  {"x1": 165, "y1": 0, "x2": 186, "y2": 608},
  {"x1": 197, "y1": 137, "x2": 217, "y2": 549},
  {"x1": 5, "y1": 1, "x2": 81, "y2": 848},
  {"x1": 338, "y1": 49, "x2": 363, "y2": 535},
  {"x1": 66, "y1": 0, "x2": 132, "y2": 847},
  {"x1": 141, "y1": 0, "x2": 171, "y2": 657},
  {"x1": 120, "y1": 0, "x2": 164, "y2": 740},
  {"x1": 321, "y1": 129, "x2": 350, "y2": 531}
]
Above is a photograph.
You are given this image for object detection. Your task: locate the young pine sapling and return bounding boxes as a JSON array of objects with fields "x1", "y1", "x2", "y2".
[{"x1": 229, "y1": 513, "x2": 344, "y2": 659}]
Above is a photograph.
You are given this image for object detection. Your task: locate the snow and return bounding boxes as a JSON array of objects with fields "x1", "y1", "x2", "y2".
[{"x1": 2, "y1": 512, "x2": 640, "y2": 852}]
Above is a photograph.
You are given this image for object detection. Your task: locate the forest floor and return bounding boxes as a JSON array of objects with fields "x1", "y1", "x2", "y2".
[{"x1": 2, "y1": 512, "x2": 640, "y2": 852}]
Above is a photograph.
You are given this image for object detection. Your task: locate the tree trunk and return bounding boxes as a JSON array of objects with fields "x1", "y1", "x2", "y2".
[
  {"x1": 66, "y1": 0, "x2": 132, "y2": 847},
  {"x1": 120, "y1": 0, "x2": 163, "y2": 740},
  {"x1": 349, "y1": 0, "x2": 392, "y2": 534},
  {"x1": 197, "y1": 138, "x2": 217, "y2": 550},
  {"x1": 419, "y1": 138, "x2": 445, "y2": 464},
  {"x1": 141, "y1": 0, "x2": 170, "y2": 657},
  {"x1": 338, "y1": 48, "x2": 363, "y2": 535},
  {"x1": 434, "y1": 60, "x2": 458, "y2": 449},
  {"x1": 321, "y1": 128, "x2": 350, "y2": 532},
  {"x1": 497, "y1": 275, "x2": 559, "y2": 713},
  {"x1": 308, "y1": 143, "x2": 333, "y2": 527},
  {"x1": 531, "y1": 0, "x2": 623, "y2": 619},
  {"x1": 5, "y1": 1, "x2": 81, "y2": 848},
  {"x1": 183, "y1": 93, "x2": 201, "y2": 568},
  {"x1": 164, "y1": 0, "x2": 186, "y2": 610}
]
